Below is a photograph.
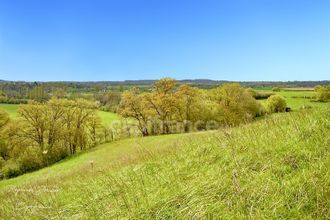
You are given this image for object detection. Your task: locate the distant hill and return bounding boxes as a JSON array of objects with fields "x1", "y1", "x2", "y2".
[{"x1": 1, "y1": 79, "x2": 329, "y2": 88}]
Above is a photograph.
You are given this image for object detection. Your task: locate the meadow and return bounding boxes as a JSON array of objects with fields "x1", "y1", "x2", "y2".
[
  {"x1": 0, "y1": 103, "x2": 120, "y2": 126},
  {"x1": 0, "y1": 108, "x2": 329, "y2": 219},
  {"x1": 0, "y1": 103, "x2": 19, "y2": 118},
  {"x1": 255, "y1": 88, "x2": 328, "y2": 110},
  {"x1": 1, "y1": 0, "x2": 329, "y2": 217},
  {"x1": 1, "y1": 89, "x2": 327, "y2": 119},
  {"x1": 0, "y1": 84, "x2": 329, "y2": 219}
]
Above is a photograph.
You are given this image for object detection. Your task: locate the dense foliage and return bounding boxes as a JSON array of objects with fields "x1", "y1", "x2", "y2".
[
  {"x1": 1, "y1": 80, "x2": 329, "y2": 104},
  {"x1": 119, "y1": 79, "x2": 264, "y2": 136},
  {"x1": 0, "y1": 99, "x2": 111, "y2": 179},
  {"x1": 272, "y1": 86, "x2": 281, "y2": 91},
  {"x1": 267, "y1": 95, "x2": 288, "y2": 113},
  {"x1": 315, "y1": 85, "x2": 330, "y2": 102}
]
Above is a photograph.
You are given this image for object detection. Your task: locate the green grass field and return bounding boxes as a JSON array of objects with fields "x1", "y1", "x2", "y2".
[
  {"x1": 0, "y1": 103, "x2": 121, "y2": 126},
  {"x1": 0, "y1": 108, "x2": 329, "y2": 219},
  {"x1": 256, "y1": 89, "x2": 329, "y2": 110},
  {"x1": 97, "y1": 110, "x2": 121, "y2": 126},
  {"x1": 0, "y1": 103, "x2": 19, "y2": 118}
]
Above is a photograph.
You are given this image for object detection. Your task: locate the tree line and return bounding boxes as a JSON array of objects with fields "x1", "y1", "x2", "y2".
[
  {"x1": 118, "y1": 78, "x2": 264, "y2": 136},
  {"x1": 0, "y1": 79, "x2": 264, "y2": 179},
  {"x1": 1, "y1": 80, "x2": 329, "y2": 104},
  {"x1": 0, "y1": 99, "x2": 119, "y2": 178},
  {"x1": 0, "y1": 79, "x2": 328, "y2": 179}
]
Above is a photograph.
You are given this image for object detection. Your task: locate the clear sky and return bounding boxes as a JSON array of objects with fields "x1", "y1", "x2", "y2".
[{"x1": 0, "y1": 0, "x2": 329, "y2": 81}]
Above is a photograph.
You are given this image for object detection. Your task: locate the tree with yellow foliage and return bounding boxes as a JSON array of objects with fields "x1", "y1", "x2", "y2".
[
  {"x1": 211, "y1": 83, "x2": 262, "y2": 126},
  {"x1": 118, "y1": 88, "x2": 151, "y2": 136},
  {"x1": 145, "y1": 78, "x2": 177, "y2": 134}
]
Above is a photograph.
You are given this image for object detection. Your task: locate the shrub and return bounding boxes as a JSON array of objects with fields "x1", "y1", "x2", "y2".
[
  {"x1": 253, "y1": 91, "x2": 274, "y2": 99},
  {"x1": 272, "y1": 87, "x2": 281, "y2": 92},
  {"x1": 245, "y1": 88, "x2": 274, "y2": 100},
  {"x1": 267, "y1": 95, "x2": 287, "y2": 113},
  {"x1": 0, "y1": 97, "x2": 28, "y2": 104},
  {"x1": 46, "y1": 145, "x2": 69, "y2": 165},
  {"x1": 256, "y1": 104, "x2": 267, "y2": 117},
  {"x1": 245, "y1": 88, "x2": 257, "y2": 97},
  {"x1": 314, "y1": 85, "x2": 330, "y2": 102},
  {"x1": 0, "y1": 156, "x2": 4, "y2": 169},
  {"x1": 0, "y1": 156, "x2": 4, "y2": 179},
  {"x1": 17, "y1": 146, "x2": 44, "y2": 173},
  {"x1": 0, "y1": 110, "x2": 9, "y2": 128},
  {"x1": 1, "y1": 160, "x2": 22, "y2": 178}
]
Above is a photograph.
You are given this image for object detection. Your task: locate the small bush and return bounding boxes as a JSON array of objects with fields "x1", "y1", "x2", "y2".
[
  {"x1": 1, "y1": 160, "x2": 22, "y2": 178},
  {"x1": 254, "y1": 91, "x2": 274, "y2": 99},
  {"x1": 244, "y1": 88, "x2": 273, "y2": 100},
  {"x1": 272, "y1": 87, "x2": 281, "y2": 92},
  {"x1": 245, "y1": 88, "x2": 257, "y2": 97},
  {"x1": 314, "y1": 85, "x2": 330, "y2": 102},
  {"x1": 0, "y1": 98, "x2": 28, "y2": 104},
  {"x1": 267, "y1": 95, "x2": 287, "y2": 113},
  {"x1": 256, "y1": 104, "x2": 267, "y2": 117},
  {"x1": 46, "y1": 145, "x2": 69, "y2": 165},
  {"x1": 17, "y1": 146, "x2": 44, "y2": 173}
]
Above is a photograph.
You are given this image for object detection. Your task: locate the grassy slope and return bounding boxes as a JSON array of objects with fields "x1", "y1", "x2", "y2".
[
  {"x1": 0, "y1": 103, "x2": 120, "y2": 125},
  {"x1": 97, "y1": 110, "x2": 121, "y2": 126},
  {"x1": 0, "y1": 109, "x2": 329, "y2": 219}
]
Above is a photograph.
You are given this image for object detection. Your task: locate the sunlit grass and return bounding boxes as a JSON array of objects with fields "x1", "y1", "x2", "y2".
[
  {"x1": 0, "y1": 103, "x2": 121, "y2": 125},
  {"x1": 257, "y1": 89, "x2": 329, "y2": 110},
  {"x1": 97, "y1": 110, "x2": 121, "y2": 126},
  {"x1": 0, "y1": 108, "x2": 329, "y2": 219},
  {"x1": 0, "y1": 103, "x2": 19, "y2": 118}
]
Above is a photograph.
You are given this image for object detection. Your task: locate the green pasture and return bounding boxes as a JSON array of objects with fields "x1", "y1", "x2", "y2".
[
  {"x1": 256, "y1": 89, "x2": 329, "y2": 110},
  {"x1": 0, "y1": 103, "x2": 19, "y2": 118},
  {"x1": 97, "y1": 110, "x2": 121, "y2": 125},
  {"x1": 0, "y1": 103, "x2": 120, "y2": 125},
  {"x1": 0, "y1": 109, "x2": 329, "y2": 218}
]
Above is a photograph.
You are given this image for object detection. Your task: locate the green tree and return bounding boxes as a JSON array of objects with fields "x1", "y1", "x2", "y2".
[
  {"x1": 17, "y1": 101, "x2": 48, "y2": 151},
  {"x1": 15, "y1": 99, "x2": 100, "y2": 156},
  {"x1": 96, "y1": 91, "x2": 122, "y2": 112},
  {"x1": 118, "y1": 88, "x2": 151, "y2": 136},
  {"x1": 145, "y1": 78, "x2": 177, "y2": 134},
  {"x1": 173, "y1": 85, "x2": 204, "y2": 132},
  {"x1": 0, "y1": 109, "x2": 9, "y2": 128},
  {"x1": 87, "y1": 114, "x2": 103, "y2": 146},
  {"x1": 211, "y1": 83, "x2": 262, "y2": 125},
  {"x1": 63, "y1": 99, "x2": 99, "y2": 154},
  {"x1": 0, "y1": 110, "x2": 10, "y2": 160}
]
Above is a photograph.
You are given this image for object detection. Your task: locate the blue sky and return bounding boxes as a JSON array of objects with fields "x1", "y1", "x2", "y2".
[{"x1": 0, "y1": 0, "x2": 329, "y2": 81}]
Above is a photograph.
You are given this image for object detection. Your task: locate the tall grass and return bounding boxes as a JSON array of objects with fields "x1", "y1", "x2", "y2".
[{"x1": 0, "y1": 109, "x2": 329, "y2": 219}]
